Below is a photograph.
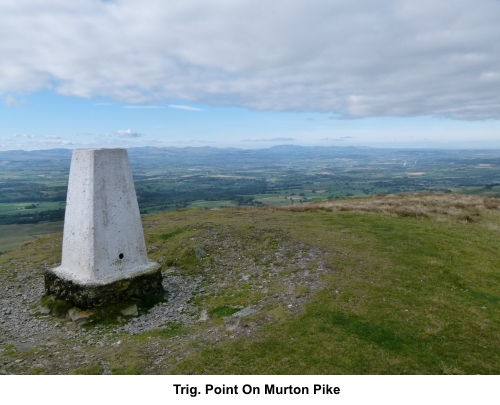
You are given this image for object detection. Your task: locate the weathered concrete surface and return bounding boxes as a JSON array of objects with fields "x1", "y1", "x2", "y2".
[{"x1": 47, "y1": 148, "x2": 162, "y2": 306}]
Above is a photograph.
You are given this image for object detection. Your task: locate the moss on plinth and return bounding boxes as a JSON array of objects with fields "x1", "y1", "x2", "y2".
[{"x1": 44, "y1": 268, "x2": 164, "y2": 310}]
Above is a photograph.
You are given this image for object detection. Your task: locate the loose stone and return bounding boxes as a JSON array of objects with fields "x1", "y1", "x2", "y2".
[{"x1": 120, "y1": 304, "x2": 139, "y2": 317}]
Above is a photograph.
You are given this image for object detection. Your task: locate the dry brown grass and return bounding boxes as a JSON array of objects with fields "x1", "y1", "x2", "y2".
[{"x1": 258, "y1": 193, "x2": 500, "y2": 222}]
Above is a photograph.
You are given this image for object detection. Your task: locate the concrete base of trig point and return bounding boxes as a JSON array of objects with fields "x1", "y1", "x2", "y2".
[{"x1": 45, "y1": 148, "x2": 163, "y2": 309}]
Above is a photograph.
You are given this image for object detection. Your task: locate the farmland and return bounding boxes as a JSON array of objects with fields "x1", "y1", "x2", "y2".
[{"x1": 2, "y1": 145, "x2": 500, "y2": 252}]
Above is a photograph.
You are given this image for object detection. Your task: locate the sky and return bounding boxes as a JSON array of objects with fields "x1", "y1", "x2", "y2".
[{"x1": 1, "y1": 0, "x2": 500, "y2": 151}]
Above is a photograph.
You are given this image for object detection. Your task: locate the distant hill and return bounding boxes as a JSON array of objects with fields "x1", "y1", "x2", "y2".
[
  {"x1": 3, "y1": 145, "x2": 500, "y2": 163},
  {"x1": 0, "y1": 148, "x2": 73, "y2": 161}
]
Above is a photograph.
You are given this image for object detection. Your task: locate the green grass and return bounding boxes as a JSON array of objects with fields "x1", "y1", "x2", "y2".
[
  {"x1": 208, "y1": 305, "x2": 241, "y2": 318},
  {"x1": 40, "y1": 294, "x2": 73, "y2": 317},
  {"x1": 163, "y1": 197, "x2": 500, "y2": 374},
  {"x1": 141, "y1": 322, "x2": 184, "y2": 340},
  {"x1": 188, "y1": 200, "x2": 237, "y2": 209},
  {"x1": 71, "y1": 364, "x2": 104, "y2": 375},
  {"x1": 0, "y1": 221, "x2": 63, "y2": 252},
  {"x1": 159, "y1": 229, "x2": 185, "y2": 240},
  {"x1": 3, "y1": 193, "x2": 500, "y2": 374}
]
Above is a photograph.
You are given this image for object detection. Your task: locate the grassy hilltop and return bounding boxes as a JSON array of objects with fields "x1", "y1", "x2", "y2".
[{"x1": 1, "y1": 193, "x2": 500, "y2": 374}]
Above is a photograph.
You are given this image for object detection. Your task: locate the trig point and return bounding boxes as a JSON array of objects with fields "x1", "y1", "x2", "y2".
[{"x1": 45, "y1": 148, "x2": 162, "y2": 308}]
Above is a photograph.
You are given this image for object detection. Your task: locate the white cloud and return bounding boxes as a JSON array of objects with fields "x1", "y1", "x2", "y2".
[
  {"x1": 168, "y1": 105, "x2": 202, "y2": 111},
  {"x1": 124, "y1": 105, "x2": 164, "y2": 109},
  {"x1": 1, "y1": 1, "x2": 500, "y2": 119},
  {"x1": 39, "y1": 140, "x2": 74, "y2": 146},
  {"x1": 0, "y1": 133, "x2": 73, "y2": 150},
  {"x1": 115, "y1": 129, "x2": 143, "y2": 138},
  {"x1": 12, "y1": 133, "x2": 36, "y2": 138},
  {"x1": 5, "y1": 95, "x2": 24, "y2": 107}
]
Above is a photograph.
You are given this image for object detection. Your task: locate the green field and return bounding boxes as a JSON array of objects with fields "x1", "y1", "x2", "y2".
[{"x1": 0, "y1": 201, "x2": 65, "y2": 216}]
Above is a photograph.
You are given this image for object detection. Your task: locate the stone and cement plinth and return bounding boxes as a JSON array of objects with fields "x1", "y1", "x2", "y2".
[{"x1": 45, "y1": 148, "x2": 162, "y2": 309}]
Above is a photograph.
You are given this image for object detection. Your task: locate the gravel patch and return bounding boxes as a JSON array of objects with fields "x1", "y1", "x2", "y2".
[
  {"x1": 0, "y1": 224, "x2": 337, "y2": 374},
  {"x1": 117, "y1": 274, "x2": 202, "y2": 335}
]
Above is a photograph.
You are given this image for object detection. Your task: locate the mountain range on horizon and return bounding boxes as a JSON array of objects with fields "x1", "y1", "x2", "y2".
[{"x1": 2, "y1": 144, "x2": 499, "y2": 163}]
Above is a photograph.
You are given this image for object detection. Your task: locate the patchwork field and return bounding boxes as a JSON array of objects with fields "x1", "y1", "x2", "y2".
[{"x1": 3, "y1": 146, "x2": 500, "y2": 256}]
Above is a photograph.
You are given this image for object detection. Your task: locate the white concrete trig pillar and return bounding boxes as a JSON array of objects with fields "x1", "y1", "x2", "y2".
[{"x1": 45, "y1": 148, "x2": 162, "y2": 308}]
